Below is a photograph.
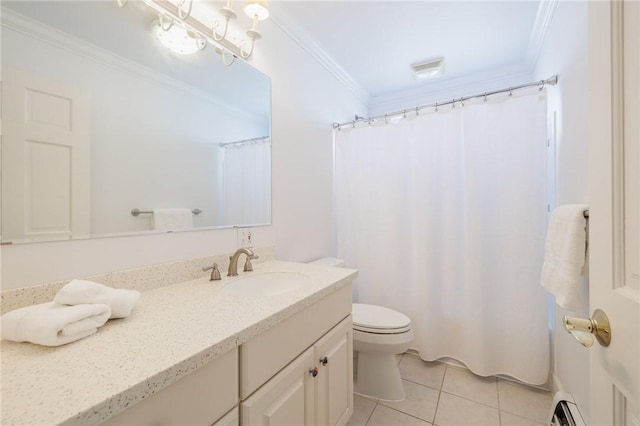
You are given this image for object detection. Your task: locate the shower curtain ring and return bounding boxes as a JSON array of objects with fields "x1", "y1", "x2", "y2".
[
  {"x1": 384, "y1": 114, "x2": 389, "y2": 124},
  {"x1": 435, "y1": 102, "x2": 438, "y2": 112},
  {"x1": 460, "y1": 98, "x2": 464, "y2": 107},
  {"x1": 452, "y1": 99, "x2": 456, "y2": 109},
  {"x1": 415, "y1": 107, "x2": 419, "y2": 116},
  {"x1": 538, "y1": 80, "x2": 545, "y2": 91},
  {"x1": 484, "y1": 93, "x2": 487, "y2": 103},
  {"x1": 403, "y1": 110, "x2": 407, "y2": 119}
]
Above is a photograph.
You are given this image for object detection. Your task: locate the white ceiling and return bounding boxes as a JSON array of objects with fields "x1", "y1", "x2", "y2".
[{"x1": 271, "y1": 1, "x2": 552, "y2": 109}]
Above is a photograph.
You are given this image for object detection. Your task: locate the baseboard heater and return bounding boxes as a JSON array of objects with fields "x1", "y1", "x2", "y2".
[{"x1": 550, "y1": 392, "x2": 586, "y2": 426}]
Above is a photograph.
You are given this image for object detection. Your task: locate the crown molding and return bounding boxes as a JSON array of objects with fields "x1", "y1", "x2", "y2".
[
  {"x1": 268, "y1": 2, "x2": 371, "y2": 106},
  {"x1": 525, "y1": 0, "x2": 558, "y2": 71}
]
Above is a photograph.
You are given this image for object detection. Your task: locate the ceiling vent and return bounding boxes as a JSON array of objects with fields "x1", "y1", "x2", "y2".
[{"x1": 411, "y1": 57, "x2": 445, "y2": 80}]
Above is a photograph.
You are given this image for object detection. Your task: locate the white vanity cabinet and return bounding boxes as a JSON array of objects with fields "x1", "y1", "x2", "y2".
[
  {"x1": 103, "y1": 348, "x2": 239, "y2": 426},
  {"x1": 240, "y1": 284, "x2": 354, "y2": 426},
  {"x1": 1, "y1": 260, "x2": 358, "y2": 426},
  {"x1": 103, "y1": 282, "x2": 354, "y2": 426}
]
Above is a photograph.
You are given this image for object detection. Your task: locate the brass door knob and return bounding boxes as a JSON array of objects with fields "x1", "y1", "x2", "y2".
[{"x1": 563, "y1": 309, "x2": 611, "y2": 347}]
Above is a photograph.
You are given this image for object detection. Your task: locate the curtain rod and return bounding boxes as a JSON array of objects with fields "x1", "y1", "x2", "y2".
[
  {"x1": 219, "y1": 135, "x2": 270, "y2": 148},
  {"x1": 332, "y1": 75, "x2": 558, "y2": 130}
]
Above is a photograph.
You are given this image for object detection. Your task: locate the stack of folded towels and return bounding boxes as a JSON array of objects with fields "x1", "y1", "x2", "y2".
[{"x1": 1, "y1": 280, "x2": 140, "y2": 347}]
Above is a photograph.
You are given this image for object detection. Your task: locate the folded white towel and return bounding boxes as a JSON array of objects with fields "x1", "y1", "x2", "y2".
[
  {"x1": 541, "y1": 204, "x2": 589, "y2": 312},
  {"x1": 152, "y1": 208, "x2": 193, "y2": 231},
  {"x1": 54, "y1": 280, "x2": 140, "y2": 319},
  {"x1": 1, "y1": 302, "x2": 111, "y2": 346}
]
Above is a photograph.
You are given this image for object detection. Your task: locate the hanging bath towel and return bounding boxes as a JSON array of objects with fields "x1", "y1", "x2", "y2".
[
  {"x1": 541, "y1": 204, "x2": 589, "y2": 312},
  {"x1": 152, "y1": 208, "x2": 193, "y2": 231}
]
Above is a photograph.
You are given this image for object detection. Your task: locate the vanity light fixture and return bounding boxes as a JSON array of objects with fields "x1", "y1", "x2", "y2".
[
  {"x1": 212, "y1": 0, "x2": 237, "y2": 42},
  {"x1": 154, "y1": 15, "x2": 206, "y2": 55},
  {"x1": 411, "y1": 57, "x2": 445, "y2": 80},
  {"x1": 241, "y1": 0, "x2": 270, "y2": 59},
  {"x1": 117, "y1": 0, "x2": 270, "y2": 64}
]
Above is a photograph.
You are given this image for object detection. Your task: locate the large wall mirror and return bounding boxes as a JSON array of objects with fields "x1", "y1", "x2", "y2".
[{"x1": 1, "y1": 0, "x2": 271, "y2": 244}]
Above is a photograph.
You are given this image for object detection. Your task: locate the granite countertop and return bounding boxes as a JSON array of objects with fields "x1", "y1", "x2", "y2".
[{"x1": 0, "y1": 260, "x2": 357, "y2": 426}]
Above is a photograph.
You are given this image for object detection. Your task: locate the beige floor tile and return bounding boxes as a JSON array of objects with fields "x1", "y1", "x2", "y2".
[
  {"x1": 347, "y1": 395, "x2": 377, "y2": 426},
  {"x1": 441, "y1": 365, "x2": 499, "y2": 408},
  {"x1": 368, "y1": 405, "x2": 432, "y2": 426},
  {"x1": 399, "y1": 355, "x2": 446, "y2": 390},
  {"x1": 434, "y1": 392, "x2": 500, "y2": 426},
  {"x1": 380, "y1": 380, "x2": 439, "y2": 423},
  {"x1": 498, "y1": 380, "x2": 552, "y2": 425},
  {"x1": 500, "y1": 411, "x2": 547, "y2": 426}
]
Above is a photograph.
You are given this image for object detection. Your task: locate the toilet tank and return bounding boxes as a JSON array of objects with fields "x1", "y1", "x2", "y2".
[{"x1": 308, "y1": 257, "x2": 345, "y2": 268}]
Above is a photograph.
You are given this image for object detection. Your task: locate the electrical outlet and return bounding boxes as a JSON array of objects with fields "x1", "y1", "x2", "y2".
[{"x1": 237, "y1": 228, "x2": 254, "y2": 248}]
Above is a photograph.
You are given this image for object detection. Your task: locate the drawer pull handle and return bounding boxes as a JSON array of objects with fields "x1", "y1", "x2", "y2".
[
  {"x1": 309, "y1": 367, "x2": 319, "y2": 377},
  {"x1": 320, "y1": 357, "x2": 328, "y2": 366}
]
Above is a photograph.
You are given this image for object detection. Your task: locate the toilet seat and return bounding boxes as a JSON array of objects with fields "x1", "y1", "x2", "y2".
[{"x1": 352, "y1": 303, "x2": 412, "y2": 334}]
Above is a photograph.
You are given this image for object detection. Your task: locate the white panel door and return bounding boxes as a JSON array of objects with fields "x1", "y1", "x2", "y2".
[
  {"x1": 315, "y1": 316, "x2": 353, "y2": 426},
  {"x1": 588, "y1": 1, "x2": 640, "y2": 424},
  {"x1": 2, "y1": 67, "x2": 90, "y2": 242}
]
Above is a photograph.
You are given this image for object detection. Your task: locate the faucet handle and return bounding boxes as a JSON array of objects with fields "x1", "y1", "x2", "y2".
[
  {"x1": 202, "y1": 263, "x2": 221, "y2": 281},
  {"x1": 243, "y1": 255, "x2": 258, "y2": 272}
]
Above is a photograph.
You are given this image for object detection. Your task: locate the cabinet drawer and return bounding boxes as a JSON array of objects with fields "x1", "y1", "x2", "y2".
[
  {"x1": 103, "y1": 348, "x2": 238, "y2": 426},
  {"x1": 240, "y1": 283, "x2": 352, "y2": 399}
]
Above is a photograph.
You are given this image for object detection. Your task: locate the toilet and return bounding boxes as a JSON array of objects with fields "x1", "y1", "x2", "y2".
[{"x1": 308, "y1": 258, "x2": 414, "y2": 401}]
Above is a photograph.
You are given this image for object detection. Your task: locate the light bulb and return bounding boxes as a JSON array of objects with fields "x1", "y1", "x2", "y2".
[
  {"x1": 244, "y1": 0, "x2": 269, "y2": 20},
  {"x1": 154, "y1": 21, "x2": 205, "y2": 55}
]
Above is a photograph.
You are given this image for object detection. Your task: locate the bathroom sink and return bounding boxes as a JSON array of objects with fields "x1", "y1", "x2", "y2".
[{"x1": 221, "y1": 272, "x2": 312, "y2": 298}]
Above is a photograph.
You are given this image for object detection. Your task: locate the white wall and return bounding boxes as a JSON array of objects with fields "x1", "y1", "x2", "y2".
[
  {"x1": 251, "y1": 21, "x2": 367, "y2": 264},
  {"x1": 534, "y1": 1, "x2": 590, "y2": 419},
  {"x1": 1, "y1": 15, "x2": 366, "y2": 289}
]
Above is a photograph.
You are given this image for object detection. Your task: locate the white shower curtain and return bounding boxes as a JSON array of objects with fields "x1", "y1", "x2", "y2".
[
  {"x1": 335, "y1": 91, "x2": 550, "y2": 385},
  {"x1": 222, "y1": 139, "x2": 271, "y2": 226}
]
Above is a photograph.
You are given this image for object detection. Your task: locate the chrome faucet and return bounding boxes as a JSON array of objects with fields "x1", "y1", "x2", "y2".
[{"x1": 227, "y1": 248, "x2": 259, "y2": 277}]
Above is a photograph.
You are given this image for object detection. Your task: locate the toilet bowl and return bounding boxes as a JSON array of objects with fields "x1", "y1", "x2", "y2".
[
  {"x1": 352, "y1": 303, "x2": 414, "y2": 401},
  {"x1": 308, "y1": 258, "x2": 414, "y2": 401}
]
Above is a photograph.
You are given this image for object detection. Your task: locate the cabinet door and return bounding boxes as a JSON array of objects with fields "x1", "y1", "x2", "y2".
[
  {"x1": 315, "y1": 316, "x2": 353, "y2": 426},
  {"x1": 241, "y1": 347, "x2": 315, "y2": 426}
]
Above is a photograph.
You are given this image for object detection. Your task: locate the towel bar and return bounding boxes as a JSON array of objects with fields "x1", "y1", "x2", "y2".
[{"x1": 131, "y1": 208, "x2": 202, "y2": 216}]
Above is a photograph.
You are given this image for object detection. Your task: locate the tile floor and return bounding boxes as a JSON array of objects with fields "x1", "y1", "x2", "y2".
[{"x1": 347, "y1": 353, "x2": 553, "y2": 426}]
